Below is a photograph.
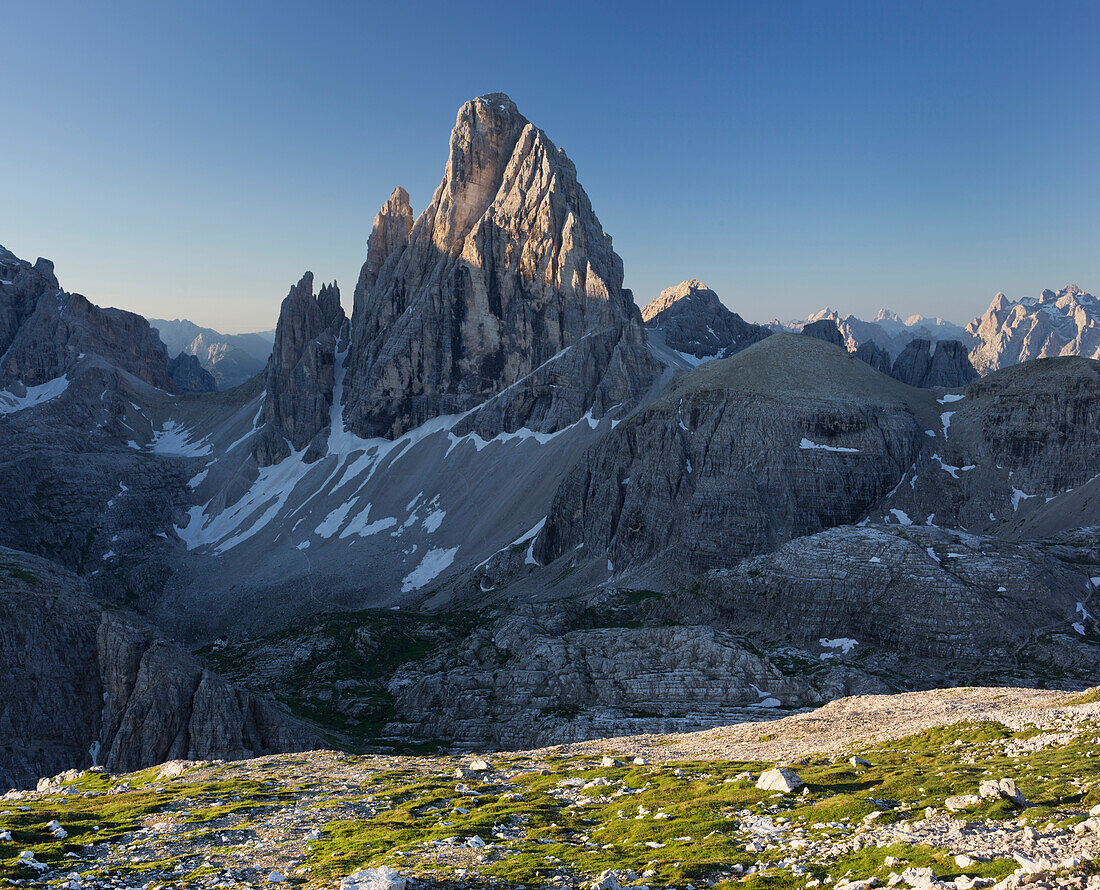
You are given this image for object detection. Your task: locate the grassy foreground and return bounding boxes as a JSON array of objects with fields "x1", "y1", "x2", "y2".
[{"x1": 2, "y1": 712, "x2": 1100, "y2": 888}]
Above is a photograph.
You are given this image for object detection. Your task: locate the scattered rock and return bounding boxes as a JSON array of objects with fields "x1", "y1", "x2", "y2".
[{"x1": 756, "y1": 767, "x2": 803, "y2": 793}]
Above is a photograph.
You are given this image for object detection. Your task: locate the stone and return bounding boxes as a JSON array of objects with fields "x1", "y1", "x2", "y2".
[
  {"x1": 468, "y1": 758, "x2": 491, "y2": 772},
  {"x1": 756, "y1": 767, "x2": 803, "y2": 793},
  {"x1": 946, "y1": 795, "x2": 983, "y2": 812},
  {"x1": 999, "y1": 778, "x2": 1028, "y2": 808},
  {"x1": 850, "y1": 756, "x2": 873, "y2": 768},
  {"x1": 166, "y1": 352, "x2": 216, "y2": 393},
  {"x1": 339, "y1": 867, "x2": 406, "y2": 890},
  {"x1": 601, "y1": 756, "x2": 618, "y2": 767},
  {"x1": 592, "y1": 870, "x2": 623, "y2": 890}
]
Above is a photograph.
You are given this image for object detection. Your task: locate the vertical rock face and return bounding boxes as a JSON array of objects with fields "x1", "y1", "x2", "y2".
[
  {"x1": 640, "y1": 280, "x2": 771, "y2": 359},
  {"x1": 0, "y1": 547, "x2": 320, "y2": 790},
  {"x1": 890, "y1": 338, "x2": 978, "y2": 388},
  {"x1": 1, "y1": 291, "x2": 175, "y2": 391},
  {"x1": 854, "y1": 340, "x2": 893, "y2": 374},
  {"x1": 0, "y1": 246, "x2": 59, "y2": 358},
  {"x1": 342, "y1": 92, "x2": 658, "y2": 440},
  {"x1": 167, "y1": 352, "x2": 216, "y2": 393},
  {"x1": 800, "y1": 318, "x2": 845, "y2": 347},
  {"x1": 254, "y1": 273, "x2": 346, "y2": 467}
]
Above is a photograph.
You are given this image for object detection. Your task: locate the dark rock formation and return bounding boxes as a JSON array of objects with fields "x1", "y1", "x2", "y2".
[
  {"x1": 535, "y1": 333, "x2": 933, "y2": 573},
  {"x1": 873, "y1": 355, "x2": 1100, "y2": 531},
  {"x1": 0, "y1": 291, "x2": 175, "y2": 391},
  {"x1": 854, "y1": 340, "x2": 893, "y2": 375},
  {"x1": 640, "y1": 280, "x2": 771, "y2": 360},
  {"x1": 253, "y1": 272, "x2": 346, "y2": 466},
  {"x1": 0, "y1": 246, "x2": 59, "y2": 357},
  {"x1": 800, "y1": 318, "x2": 845, "y2": 347},
  {"x1": 889, "y1": 338, "x2": 978, "y2": 388},
  {"x1": 167, "y1": 352, "x2": 216, "y2": 393},
  {"x1": 0, "y1": 547, "x2": 321, "y2": 790},
  {"x1": 342, "y1": 92, "x2": 659, "y2": 441}
]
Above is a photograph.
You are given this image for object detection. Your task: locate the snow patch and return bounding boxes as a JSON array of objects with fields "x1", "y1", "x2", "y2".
[
  {"x1": 889, "y1": 508, "x2": 912, "y2": 526},
  {"x1": 799, "y1": 437, "x2": 860, "y2": 453},
  {"x1": 0, "y1": 375, "x2": 70, "y2": 415},
  {"x1": 401, "y1": 546, "x2": 459, "y2": 592}
]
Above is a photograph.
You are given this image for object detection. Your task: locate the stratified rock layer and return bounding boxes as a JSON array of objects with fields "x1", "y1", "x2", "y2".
[{"x1": 536, "y1": 334, "x2": 935, "y2": 572}]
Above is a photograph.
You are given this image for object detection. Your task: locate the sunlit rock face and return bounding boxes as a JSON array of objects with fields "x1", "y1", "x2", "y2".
[
  {"x1": 967, "y1": 285, "x2": 1100, "y2": 374},
  {"x1": 341, "y1": 92, "x2": 659, "y2": 441}
]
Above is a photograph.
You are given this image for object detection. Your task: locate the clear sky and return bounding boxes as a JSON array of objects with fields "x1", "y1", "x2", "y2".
[{"x1": 3, "y1": 0, "x2": 1098, "y2": 333}]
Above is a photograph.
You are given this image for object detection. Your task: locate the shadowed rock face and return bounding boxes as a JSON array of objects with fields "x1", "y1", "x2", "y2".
[
  {"x1": 1, "y1": 291, "x2": 176, "y2": 391},
  {"x1": 535, "y1": 334, "x2": 934, "y2": 572},
  {"x1": 854, "y1": 339, "x2": 893, "y2": 374},
  {"x1": 0, "y1": 246, "x2": 59, "y2": 358},
  {"x1": 342, "y1": 92, "x2": 659, "y2": 441},
  {"x1": 891, "y1": 338, "x2": 978, "y2": 388},
  {"x1": 801, "y1": 318, "x2": 845, "y2": 347},
  {"x1": 0, "y1": 547, "x2": 320, "y2": 790},
  {"x1": 641, "y1": 280, "x2": 771, "y2": 359},
  {"x1": 167, "y1": 352, "x2": 216, "y2": 393},
  {"x1": 253, "y1": 272, "x2": 346, "y2": 466}
]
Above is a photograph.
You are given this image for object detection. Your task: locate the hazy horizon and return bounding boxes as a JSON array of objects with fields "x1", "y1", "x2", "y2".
[{"x1": 4, "y1": 1, "x2": 1098, "y2": 333}]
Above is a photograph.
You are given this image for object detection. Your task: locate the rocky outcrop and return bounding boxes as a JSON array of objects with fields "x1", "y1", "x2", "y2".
[
  {"x1": 167, "y1": 352, "x2": 216, "y2": 393},
  {"x1": 800, "y1": 318, "x2": 845, "y2": 347},
  {"x1": 872, "y1": 355, "x2": 1100, "y2": 532},
  {"x1": 967, "y1": 285, "x2": 1100, "y2": 373},
  {"x1": 383, "y1": 609, "x2": 879, "y2": 749},
  {"x1": 0, "y1": 290, "x2": 175, "y2": 391},
  {"x1": 854, "y1": 340, "x2": 893, "y2": 374},
  {"x1": 0, "y1": 547, "x2": 320, "y2": 790},
  {"x1": 253, "y1": 272, "x2": 346, "y2": 466},
  {"x1": 342, "y1": 92, "x2": 659, "y2": 441},
  {"x1": 0, "y1": 246, "x2": 59, "y2": 357},
  {"x1": 700, "y1": 523, "x2": 1097, "y2": 673},
  {"x1": 640, "y1": 280, "x2": 770, "y2": 360},
  {"x1": 889, "y1": 338, "x2": 978, "y2": 388},
  {"x1": 534, "y1": 333, "x2": 935, "y2": 573}
]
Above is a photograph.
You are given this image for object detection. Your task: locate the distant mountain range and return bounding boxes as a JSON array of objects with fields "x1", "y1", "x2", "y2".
[
  {"x1": 767, "y1": 308, "x2": 969, "y2": 357},
  {"x1": 148, "y1": 318, "x2": 273, "y2": 389}
]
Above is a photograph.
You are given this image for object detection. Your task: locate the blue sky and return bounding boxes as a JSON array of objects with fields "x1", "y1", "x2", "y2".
[{"x1": 3, "y1": 0, "x2": 1098, "y2": 332}]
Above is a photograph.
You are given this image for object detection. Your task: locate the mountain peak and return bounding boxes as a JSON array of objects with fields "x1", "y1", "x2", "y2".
[{"x1": 339, "y1": 92, "x2": 657, "y2": 441}]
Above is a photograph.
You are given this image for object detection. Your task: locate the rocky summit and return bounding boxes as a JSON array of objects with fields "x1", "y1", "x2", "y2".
[{"x1": 2, "y1": 90, "x2": 1100, "y2": 890}]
